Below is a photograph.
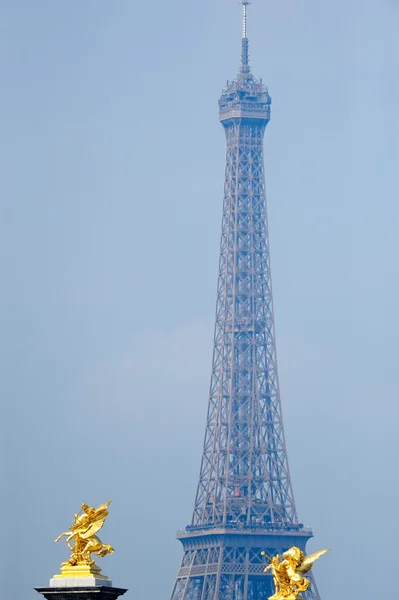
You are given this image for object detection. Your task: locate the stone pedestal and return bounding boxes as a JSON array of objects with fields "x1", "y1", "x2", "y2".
[
  {"x1": 35, "y1": 564, "x2": 127, "y2": 600},
  {"x1": 48, "y1": 563, "x2": 114, "y2": 589},
  {"x1": 35, "y1": 586, "x2": 127, "y2": 600}
]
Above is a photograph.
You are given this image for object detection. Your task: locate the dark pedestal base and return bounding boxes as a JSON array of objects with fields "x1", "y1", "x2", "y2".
[{"x1": 35, "y1": 586, "x2": 128, "y2": 600}]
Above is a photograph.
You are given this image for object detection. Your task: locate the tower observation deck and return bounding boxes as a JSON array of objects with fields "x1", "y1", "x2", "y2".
[{"x1": 169, "y1": 4, "x2": 322, "y2": 600}]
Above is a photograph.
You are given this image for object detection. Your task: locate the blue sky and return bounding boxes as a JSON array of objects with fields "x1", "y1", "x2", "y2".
[{"x1": 1, "y1": 1, "x2": 398, "y2": 599}]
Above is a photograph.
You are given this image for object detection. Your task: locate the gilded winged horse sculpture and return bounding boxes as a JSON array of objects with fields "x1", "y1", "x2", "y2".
[
  {"x1": 263, "y1": 546, "x2": 329, "y2": 600},
  {"x1": 55, "y1": 501, "x2": 114, "y2": 566}
]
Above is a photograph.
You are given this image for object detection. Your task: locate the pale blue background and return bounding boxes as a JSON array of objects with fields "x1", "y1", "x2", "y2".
[{"x1": 1, "y1": 1, "x2": 398, "y2": 599}]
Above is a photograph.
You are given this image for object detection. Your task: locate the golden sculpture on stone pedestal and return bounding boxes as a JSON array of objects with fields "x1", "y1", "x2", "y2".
[
  {"x1": 262, "y1": 546, "x2": 328, "y2": 600},
  {"x1": 53, "y1": 500, "x2": 114, "y2": 581}
]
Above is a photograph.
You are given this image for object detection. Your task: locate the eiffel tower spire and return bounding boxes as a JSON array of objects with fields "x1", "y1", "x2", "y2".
[
  {"x1": 169, "y1": 4, "x2": 323, "y2": 600},
  {"x1": 241, "y1": 0, "x2": 250, "y2": 72}
]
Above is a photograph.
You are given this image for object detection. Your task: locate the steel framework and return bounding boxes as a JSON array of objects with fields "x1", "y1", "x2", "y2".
[{"x1": 169, "y1": 4, "x2": 321, "y2": 600}]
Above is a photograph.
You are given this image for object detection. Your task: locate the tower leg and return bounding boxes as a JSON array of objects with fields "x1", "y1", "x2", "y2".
[{"x1": 170, "y1": 545, "x2": 321, "y2": 600}]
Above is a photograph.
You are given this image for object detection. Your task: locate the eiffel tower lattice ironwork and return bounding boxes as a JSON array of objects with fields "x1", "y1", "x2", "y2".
[{"x1": 169, "y1": 4, "x2": 322, "y2": 600}]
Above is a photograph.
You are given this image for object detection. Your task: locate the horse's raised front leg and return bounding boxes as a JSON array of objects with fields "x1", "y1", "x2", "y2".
[{"x1": 55, "y1": 531, "x2": 71, "y2": 543}]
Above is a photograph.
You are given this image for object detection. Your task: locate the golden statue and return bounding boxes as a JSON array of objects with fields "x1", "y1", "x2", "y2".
[
  {"x1": 262, "y1": 546, "x2": 328, "y2": 600},
  {"x1": 53, "y1": 501, "x2": 114, "y2": 581}
]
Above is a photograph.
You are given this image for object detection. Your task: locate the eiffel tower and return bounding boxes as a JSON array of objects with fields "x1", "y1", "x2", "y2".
[{"x1": 169, "y1": 3, "x2": 322, "y2": 600}]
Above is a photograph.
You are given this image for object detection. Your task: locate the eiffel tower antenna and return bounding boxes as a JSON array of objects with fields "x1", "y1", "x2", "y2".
[
  {"x1": 241, "y1": 0, "x2": 250, "y2": 38},
  {"x1": 240, "y1": 0, "x2": 251, "y2": 70}
]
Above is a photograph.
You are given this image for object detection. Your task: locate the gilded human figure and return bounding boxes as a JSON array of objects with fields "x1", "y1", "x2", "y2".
[
  {"x1": 55, "y1": 500, "x2": 114, "y2": 567},
  {"x1": 263, "y1": 547, "x2": 328, "y2": 600}
]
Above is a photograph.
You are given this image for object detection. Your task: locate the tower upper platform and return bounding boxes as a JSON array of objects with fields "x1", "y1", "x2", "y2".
[
  {"x1": 219, "y1": 73, "x2": 271, "y2": 125},
  {"x1": 219, "y1": 1, "x2": 271, "y2": 125}
]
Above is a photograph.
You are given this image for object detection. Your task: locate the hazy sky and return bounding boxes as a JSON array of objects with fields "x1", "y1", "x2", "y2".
[{"x1": 1, "y1": 1, "x2": 398, "y2": 599}]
